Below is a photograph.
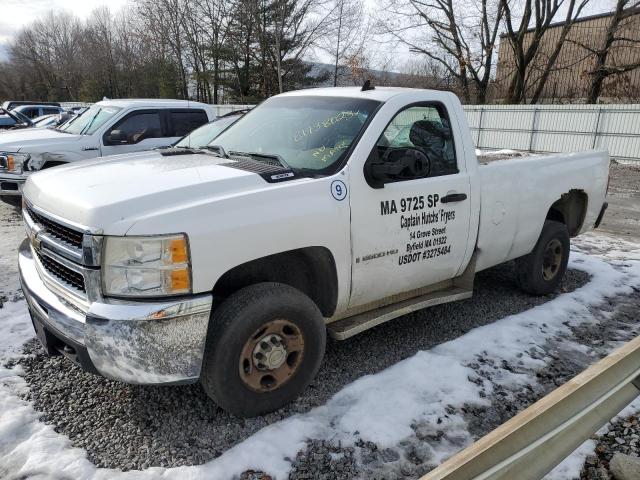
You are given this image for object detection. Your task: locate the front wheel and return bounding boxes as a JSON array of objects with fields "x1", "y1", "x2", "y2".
[
  {"x1": 200, "y1": 282, "x2": 326, "y2": 417},
  {"x1": 515, "y1": 220, "x2": 570, "y2": 295}
]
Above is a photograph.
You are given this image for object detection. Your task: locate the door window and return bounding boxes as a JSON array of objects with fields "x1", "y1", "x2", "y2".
[
  {"x1": 106, "y1": 111, "x2": 162, "y2": 145},
  {"x1": 375, "y1": 105, "x2": 457, "y2": 179},
  {"x1": 170, "y1": 110, "x2": 209, "y2": 137},
  {"x1": 22, "y1": 108, "x2": 38, "y2": 118},
  {"x1": 43, "y1": 108, "x2": 60, "y2": 115}
]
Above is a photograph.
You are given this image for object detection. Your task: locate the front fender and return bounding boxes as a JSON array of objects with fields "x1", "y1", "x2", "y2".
[{"x1": 126, "y1": 172, "x2": 354, "y2": 314}]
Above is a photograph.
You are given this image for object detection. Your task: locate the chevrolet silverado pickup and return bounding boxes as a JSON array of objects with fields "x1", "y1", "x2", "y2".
[
  {"x1": 0, "y1": 99, "x2": 216, "y2": 206},
  {"x1": 18, "y1": 86, "x2": 609, "y2": 417}
]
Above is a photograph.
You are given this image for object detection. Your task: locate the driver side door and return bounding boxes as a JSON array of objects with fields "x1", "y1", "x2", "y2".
[{"x1": 348, "y1": 103, "x2": 472, "y2": 308}]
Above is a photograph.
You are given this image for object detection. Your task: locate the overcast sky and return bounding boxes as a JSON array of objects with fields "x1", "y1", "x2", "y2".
[
  {"x1": 0, "y1": 0, "x2": 617, "y2": 64},
  {"x1": 0, "y1": 0, "x2": 128, "y2": 60}
]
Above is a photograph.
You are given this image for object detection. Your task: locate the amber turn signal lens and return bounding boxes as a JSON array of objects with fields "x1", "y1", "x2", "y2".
[
  {"x1": 171, "y1": 268, "x2": 190, "y2": 291},
  {"x1": 6, "y1": 155, "x2": 15, "y2": 171},
  {"x1": 170, "y1": 238, "x2": 188, "y2": 263}
]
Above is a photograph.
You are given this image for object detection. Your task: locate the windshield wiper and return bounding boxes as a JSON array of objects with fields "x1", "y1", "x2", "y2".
[
  {"x1": 201, "y1": 144, "x2": 229, "y2": 158},
  {"x1": 79, "y1": 111, "x2": 101, "y2": 135}
]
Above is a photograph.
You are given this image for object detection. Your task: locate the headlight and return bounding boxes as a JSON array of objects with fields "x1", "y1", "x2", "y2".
[
  {"x1": 102, "y1": 234, "x2": 191, "y2": 297},
  {"x1": 0, "y1": 152, "x2": 30, "y2": 174}
]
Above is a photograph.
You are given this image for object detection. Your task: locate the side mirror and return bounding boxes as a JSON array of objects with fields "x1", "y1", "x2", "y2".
[
  {"x1": 107, "y1": 130, "x2": 127, "y2": 144},
  {"x1": 368, "y1": 148, "x2": 431, "y2": 187}
]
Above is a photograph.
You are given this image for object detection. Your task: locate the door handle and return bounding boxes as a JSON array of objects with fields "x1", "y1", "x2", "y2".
[{"x1": 441, "y1": 193, "x2": 467, "y2": 203}]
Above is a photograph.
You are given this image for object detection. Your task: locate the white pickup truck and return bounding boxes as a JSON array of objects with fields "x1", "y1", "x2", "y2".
[
  {"x1": 0, "y1": 99, "x2": 216, "y2": 206},
  {"x1": 18, "y1": 87, "x2": 609, "y2": 417}
]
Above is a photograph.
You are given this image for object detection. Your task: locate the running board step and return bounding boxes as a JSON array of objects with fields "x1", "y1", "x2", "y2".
[{"x1": 327, "y1": 286, "x2": 473, "y2": 340}]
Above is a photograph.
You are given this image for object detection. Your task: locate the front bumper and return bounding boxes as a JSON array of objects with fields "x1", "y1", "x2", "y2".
[
  {"x1": 0, "y1": 171, "x2": 27, "y2": 196},
  {"x1": 18, "y1": 238, "x2": 213, "y2": 385}
]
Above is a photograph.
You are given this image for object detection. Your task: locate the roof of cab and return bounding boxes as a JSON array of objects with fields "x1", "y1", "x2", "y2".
[
  {"x1": 278, "y1": 86, "x2": 433, "y2": 102},
  {"x1": 95, "y1": 98, "x2": 213, "y2": 109}
]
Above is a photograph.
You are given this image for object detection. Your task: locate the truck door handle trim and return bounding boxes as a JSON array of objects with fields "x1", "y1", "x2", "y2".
[{"x1": 441, "y1": 193, "x2": 467, "y2": 203}]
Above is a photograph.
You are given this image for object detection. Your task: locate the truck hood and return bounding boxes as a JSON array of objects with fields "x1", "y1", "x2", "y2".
[
  {"x1": 0, "y1": 128, "x2": 82, "y2": 151},
  {"x1": 23, "y1": 151, "x2": 268, "y2": 235}
]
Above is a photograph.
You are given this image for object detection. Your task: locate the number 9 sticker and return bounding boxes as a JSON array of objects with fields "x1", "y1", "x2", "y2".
[{"x1": 331, "y1": 180, "x2": 347, "y2": 201}]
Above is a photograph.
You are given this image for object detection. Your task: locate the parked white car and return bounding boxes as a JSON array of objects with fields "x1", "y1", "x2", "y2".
[
  {"x1": 0, "y1": 99, "x2": 216, "y2": 205},
  {"x1": 18, "y1": 87, "x2": 609, "y2": 417},
  {"x1": 13, "y1": 104, "x2": 64, "y2": 119}
]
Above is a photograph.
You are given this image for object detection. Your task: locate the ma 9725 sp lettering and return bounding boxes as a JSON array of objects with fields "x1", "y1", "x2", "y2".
[{"x1": 380, "y1": 194, "x2": 440, "y2": 216}]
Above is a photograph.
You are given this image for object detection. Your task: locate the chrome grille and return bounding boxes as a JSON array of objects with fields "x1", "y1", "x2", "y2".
[
  {"x1": 35, "y1": 249, "x2": 86, "y2": 294},
  {"x1": 27, "y1": 206, "x2": 84, "y2": 249}
]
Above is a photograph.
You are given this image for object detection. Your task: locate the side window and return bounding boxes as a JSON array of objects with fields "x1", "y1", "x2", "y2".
[
  {"x1": 24, "y1": 108, "x2": 38, "y2": 118},
  {"x1": 43, "y1": 108, "x2": 60, "y2": 115},
  {"x1": 169, "y1": 110, "x2": 209, "y2": 137},
  {"x1": 106, "y1": 111, "x2": 162, "y2": 145},
  {"x1": 375, "y1": 104, "x2": 457, "y2": 179}
]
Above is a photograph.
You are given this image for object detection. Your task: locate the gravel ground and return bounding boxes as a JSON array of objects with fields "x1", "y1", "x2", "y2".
[
  {"x1": 0, "y1": 203, "x2": 23, "y2": 304},
  {"x1": 598, "y1": 162, "x2": 640, "y2": 239},
  {"x1": 466, "y1": 286, "x2": 640, "y2": 457},
  {"x1": 16, "y1": 261, "x2": 588, "y2": 472},
  {"x1": 583, "y1": 413, "x2": 640, "y2": 480},
  {"x1": 1, "y1": 162, "x2": 640, "y2": 478}
]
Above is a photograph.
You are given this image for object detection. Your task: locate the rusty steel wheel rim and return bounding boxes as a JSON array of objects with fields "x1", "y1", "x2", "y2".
[
  {"x1": 542, "y1": 238, "x2": 563, "y2": 281},
  {"x1": 239, "y1": 319, "x2": 305, "y2": 393}
]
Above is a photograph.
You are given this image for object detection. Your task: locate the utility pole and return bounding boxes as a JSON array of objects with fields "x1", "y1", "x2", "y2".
[{"x1": 333, "y1": 0, "x2": 344, "y2": 87}]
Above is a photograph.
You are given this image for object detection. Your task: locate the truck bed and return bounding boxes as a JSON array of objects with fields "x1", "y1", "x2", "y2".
[
  {"x1": 474, "y1": 149, "x2": 609, "y2": 272},
  {"x1": 476, "y1": 149, "x2": 542, "y2": 164}
]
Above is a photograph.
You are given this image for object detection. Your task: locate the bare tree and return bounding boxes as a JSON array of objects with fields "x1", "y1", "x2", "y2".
[
  {"x1": 582, "y1": 0, "x2": 640, "y2": 103},
  {"x1": 500, "y1": 0, "x2": 588, "y2": 104},
  {"x1": 376, "y1": 0, "x2": 504, "y2": 104},
  {"x1": 528, "y1": 0, "x2": 590, "y2": 103},
  {"x1": 137, "y1": 0, "x2": 191, "y2": 98},
  {"x1": 197, "y1": 0, "x2": 232, "y2": 103},
  {"x1": 267, "y1": 0, "x2": 333, "y2": 93},
  {"x1": 11, "y1": 11, "x2": 84, "y2": 100},
  {"x1": 318, "y1": 0, "x2": 367, "y2": 86},
  {"x1": 3, "y1": 0, "x2": 337, "y2": 102}
]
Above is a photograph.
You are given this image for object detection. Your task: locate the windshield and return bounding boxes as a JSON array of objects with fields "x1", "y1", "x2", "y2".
[
  {"x1": 60, "y1": 105, "x2": 121, "y2": 135},
  {"x1": 211, "y1": 96, "x2": 380, "y2": 172},
  {"x1": 34, "y1": 116, "x2": 55, "y2": 127},
  {"x1": 175, "y1": 114, "x2": 241, "y2": 148},
  {"x1": 12, "y1": 110, "x2": 31, "y2": 124}
]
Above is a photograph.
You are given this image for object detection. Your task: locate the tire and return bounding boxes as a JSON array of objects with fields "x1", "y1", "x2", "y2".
[
  {"x1": 201, "y1": 282, "x2": 326, "y2": 417},
  {"x1": 515, "y1": 220, "x2": 570, "y2": 295},
  {"x1": 1, "y1": 195, "x2": 21, "y2": 209}
]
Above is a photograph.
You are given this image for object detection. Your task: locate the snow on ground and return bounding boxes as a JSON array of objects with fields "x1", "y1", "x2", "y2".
[
  {"x1": 475, "y1": 148, "x2": 523, "y2": 156},
  {"x1": 1, "y1": 233, "x2": 640, "y2": 479}
]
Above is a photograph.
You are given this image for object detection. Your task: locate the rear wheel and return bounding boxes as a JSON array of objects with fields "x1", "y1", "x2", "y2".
[
  {"x1": 201, "y1": 282, "x2": 326, "y2": 417},
  {"x1": 515, "y1": 220, "x2": 570, "y2": 295}
]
